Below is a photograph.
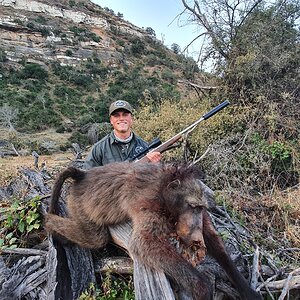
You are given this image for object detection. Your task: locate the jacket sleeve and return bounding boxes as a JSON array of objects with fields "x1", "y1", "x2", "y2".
[{"x1": 83, "y1": 145, "x2": 103, "y2": 169}]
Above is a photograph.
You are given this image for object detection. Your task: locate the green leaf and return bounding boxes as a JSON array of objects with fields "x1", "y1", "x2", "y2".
[
  {"x1": 26, "y1": 215, "x2": 35, "y2": 225},
  {"x1": 9, "y1": 237, "x2": 17, "y2": 244},
  {"x1": 18, "y1": 221, "x2": 25, "y2": 233},
  {"x1": 27, "y1": 224, "x2": 34, "y2": 232},
  {"x1": 6, "y1": 232, "x2": 13, "y2": 239},
  {"x1": 33, "y1": 223, "x2": 40, "y2": 229},
  {"x1": 11, "y1": 201, "x2": 19, "y2": 210},
  {"x1": 8, "y1": 244, "x2": 17, "y2": 249}
]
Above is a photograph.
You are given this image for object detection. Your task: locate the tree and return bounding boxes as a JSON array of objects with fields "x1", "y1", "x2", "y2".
[
  {"x1": 225, "y1": 1, "x2": 300, "y2": 103},
  {"x1": 0, "y1": 104, "x2": 19, "y2": 132},
  {"x1": 171, "y1": 43, "x2": 181, "y2": 54},
  {"x1": 180, "y1": 0, "x2": 265, "y2": 64},
  {"x1": 180, "y1": 0, "x2": 300, "y2": 105},
  {"x1": 180, "y1": 0, "x2": 300, "y2": 190},
  {"x1": 145, "y1": 27, "x2": 156, "y2": 37},
  {"x1": 20, "y1": 63, "x2": 49, "y2": 81}
]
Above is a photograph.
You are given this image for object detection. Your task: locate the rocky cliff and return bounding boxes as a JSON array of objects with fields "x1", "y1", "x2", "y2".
[
  {"x1": 0, "y1": 0, "x2": 200, "y2": 144},
  {"x1": 0, "y1": 0, "x2": 150, "y2": 66}
]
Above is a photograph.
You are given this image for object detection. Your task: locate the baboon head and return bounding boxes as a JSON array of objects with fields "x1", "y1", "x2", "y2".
[{"x1": 162, "y1": 165, "x2": 208, "y2": 264}]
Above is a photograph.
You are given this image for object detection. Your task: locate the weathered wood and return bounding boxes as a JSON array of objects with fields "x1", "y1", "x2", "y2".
[
  {"x1": 94, "y1": 256, "x2": 133, "y2": 274},
  {"x1": 45, "y1": 235, "x2": 57, "y2": 300},
  {"x1": 1, "y1": 247, "x2": 47, "y2": 256},
  {"x1": 0, "y1": 255, "x2": 47, "y2": 300},
  {"x1": 71, "y1": 143, "x2": 83, "y2": 159},
  {"x1": 47, "y1": 200, "x2": 96, "y2": 300}
]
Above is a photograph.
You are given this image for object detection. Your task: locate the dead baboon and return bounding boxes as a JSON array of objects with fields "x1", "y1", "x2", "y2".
[{"x1": 45, "y1": 162, "x2": 262, "y2": 300}]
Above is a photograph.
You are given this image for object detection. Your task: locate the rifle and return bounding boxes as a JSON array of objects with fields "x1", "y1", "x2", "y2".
[
  {"x1": 130, "y1": 137, "x2": 162, "y2": 161},
  {"x1": 136, "y1": 100, "x2": 230, "y2": 163}
]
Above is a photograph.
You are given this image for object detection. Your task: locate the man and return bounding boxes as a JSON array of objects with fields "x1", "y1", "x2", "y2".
[{"x1": 84, "y1": 100, "x2": 161, "y2": 169}]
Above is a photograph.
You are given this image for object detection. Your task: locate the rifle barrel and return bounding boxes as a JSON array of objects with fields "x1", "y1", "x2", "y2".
[
  {"x1": 136, "y1": 100, "x2": 230, "y2": 162},
  {"x1": 165, "y1": 100, "x2": 230, "y2": 139}
]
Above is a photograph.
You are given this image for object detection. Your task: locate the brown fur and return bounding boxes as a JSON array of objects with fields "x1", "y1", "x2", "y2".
[{"x1": 45, "y1": 162, "x2": 262, "y2": 300}]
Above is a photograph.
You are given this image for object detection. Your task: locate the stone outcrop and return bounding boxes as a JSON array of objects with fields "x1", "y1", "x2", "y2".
[
  {"x1": 0, "y1": 0, "x2": 109, "y2": 27},
  {"x1": 0, "y1": 0, "x2": 148, "y2": 66}
]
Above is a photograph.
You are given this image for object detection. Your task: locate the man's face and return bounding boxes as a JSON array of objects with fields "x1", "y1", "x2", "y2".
[{"x1": 110, "y1": 110, "x2": 133, "y2": 135}]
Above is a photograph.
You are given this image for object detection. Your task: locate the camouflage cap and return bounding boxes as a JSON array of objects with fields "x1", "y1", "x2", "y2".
[{"x1": 109, "y1": 100, "x2": 133, "y2": 116}]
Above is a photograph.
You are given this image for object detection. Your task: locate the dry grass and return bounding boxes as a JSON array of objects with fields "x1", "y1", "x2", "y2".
[
  {"x1": 0, "y1": 128, "x2": 77, "y2": 184},
  {"x1": 222, "y1": 187, "x2": 300, "y2": 250},
  {"x1": 0, "y1": 152, "x2": 75, "y2": 185}
]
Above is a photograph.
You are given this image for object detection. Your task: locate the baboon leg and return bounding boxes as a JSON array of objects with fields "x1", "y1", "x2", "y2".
[
  {"x1": 202, "y1": 210, "x2": 262, "y2": 300},
  {"x1": 128, "y1": 206, "x2": 212, "y2": 300},
  {"x1": 44, "y1": 214, "x2": 110, "y2": 249}
]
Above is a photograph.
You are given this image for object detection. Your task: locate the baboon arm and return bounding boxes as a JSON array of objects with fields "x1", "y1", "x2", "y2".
[
  {"x1": 202, "y1": 211, "x2": 262, "y2": 300},
  {"x1": 45, "y1": 213, "x2": 110, "y2": 249},
  {"x1": 128, "y1": 205, "x2": 212, "y2": 300}
]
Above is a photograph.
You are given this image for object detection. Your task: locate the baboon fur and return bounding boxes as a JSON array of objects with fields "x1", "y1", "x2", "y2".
[{"x1": 45, "y1": 162, "x2": 262, "y2": 300}]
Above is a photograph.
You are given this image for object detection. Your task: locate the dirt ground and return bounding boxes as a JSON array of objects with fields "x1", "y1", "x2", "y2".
[{"x1": 0, "y1": 152, "x2": 77, "y2": 185}]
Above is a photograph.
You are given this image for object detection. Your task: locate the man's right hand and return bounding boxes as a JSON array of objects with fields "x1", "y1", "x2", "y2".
[{"x1": 146, "y1": 151, "x2": 161, "y2": 162}]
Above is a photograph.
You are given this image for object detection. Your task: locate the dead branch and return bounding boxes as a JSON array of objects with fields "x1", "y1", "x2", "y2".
[{"x1": 94, "y1": 256, "x2": 133, "y2": 274}]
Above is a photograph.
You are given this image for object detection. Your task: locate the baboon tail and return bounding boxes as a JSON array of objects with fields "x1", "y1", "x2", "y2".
[{"x1": 49, "y1": 167, "x2": 86, "y2": 214}]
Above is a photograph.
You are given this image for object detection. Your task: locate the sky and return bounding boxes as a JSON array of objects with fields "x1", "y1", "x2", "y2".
[{"x1": 90, "y1": 0, "x2": 202, "y2": 59}]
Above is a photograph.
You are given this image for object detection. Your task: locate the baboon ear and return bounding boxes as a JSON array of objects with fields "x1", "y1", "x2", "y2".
[{"x1": 167, "y1": 179, "x2": 181, "y2": 190}]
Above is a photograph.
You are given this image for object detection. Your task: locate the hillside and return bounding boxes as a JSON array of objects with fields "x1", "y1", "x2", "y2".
[
  {"x1": 0, "y1": 0, "x2": 299, "y2": 298},
  {"x1": 0, "y1": 0, "x2": 204, "y2": 151}
]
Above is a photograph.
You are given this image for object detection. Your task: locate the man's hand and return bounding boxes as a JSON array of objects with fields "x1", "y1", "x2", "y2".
[{"x1": 146, "y1": 151, "x2": 161, "y2": 162}]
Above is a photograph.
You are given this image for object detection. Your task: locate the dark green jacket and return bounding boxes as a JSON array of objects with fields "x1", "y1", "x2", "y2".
[{"x1": 84, "y1": 131, "x2": 148, "y2": 169}]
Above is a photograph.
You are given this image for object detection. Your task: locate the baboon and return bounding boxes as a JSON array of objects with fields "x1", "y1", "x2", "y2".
[{"x1": 45, "y1": 162, "x2": 262, "y2": 300}]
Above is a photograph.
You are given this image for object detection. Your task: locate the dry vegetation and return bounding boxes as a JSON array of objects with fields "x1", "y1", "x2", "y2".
[
  {"x1": 135, "y1": 97, "x2": 300, "y2": 265},
  {"x1": 0, "y1": 153, "x2": 74, "y2": 184}
]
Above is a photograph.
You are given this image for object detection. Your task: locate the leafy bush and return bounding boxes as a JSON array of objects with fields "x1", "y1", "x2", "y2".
[
  {"x1": 35, "y1": 16, "x2": 47, "y2": 24},
  {"x1": 0, "y1": 197, "x2": 42, "y2": 249},
  {"x1": 69, "y1": 0, "x2": 76, "y2": 7},
  {"x1": 130, "y1": 38, "x2": 146, "y2": 56},
  {"x1": 19, "y1": 63, "x2": 48, "y2": 81},
  {"x1": 134, "y1": 97, "x2": 299, "y2": 193},
  {"x1": 69, "y1": 130, "x2": 90, "y2": 147},
  {"x1": 79, "y1": 274, "x2": 134, "y2": 300},
  {"x1": 0, "y1": 48, "x2": 7, "y2": 62},
  {"x1": 69, "y1": 26, "x2": 101, "y2": 42},
  {"x1": 134, "y1": 98, "x2": 227, "y2": 159},
  {"x1": 65, "y1": 49, "x2": 73, "y2": 56}
]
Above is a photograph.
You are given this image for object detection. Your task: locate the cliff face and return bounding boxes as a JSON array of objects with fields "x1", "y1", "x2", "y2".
[
  {"x1": 0, "y1": 0, "x2": 148, "y2": 66},
  {"x1": 0, "y1": 0, "x2": 200, "y2": 139}
]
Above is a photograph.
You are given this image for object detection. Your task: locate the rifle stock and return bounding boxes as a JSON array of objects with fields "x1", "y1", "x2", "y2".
[{"x1": 136, "y1": 100, "x2": 230, "y2": 163}]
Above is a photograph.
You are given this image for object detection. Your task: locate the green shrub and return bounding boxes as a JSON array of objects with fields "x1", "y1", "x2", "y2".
[
  {"x1": 26, "y1": 22, "x2": 35, "y2": 29},
  {"x1": 79, "y1": 273, "x2": 134, "y2": 300},
  {"x1": 130, "y1": 38, "x2": 146, "y2": 56},
  {"x1": 69, "y1": 130, "x2": 90, "y2": 147},
  {"x1": 0, "y1": 197, "x2": 42, "y2": 249},
  {"x1": 35, "y1": 16, "x2": 47, "y2": 24},
  {"x1": 65, "y1": 49, "x2": 73, "y2": 56},
  {"x1": 0, "y1": 48, "x2": 7, "y2": 62},
  {"x1": 40, "y1": 27, "x2": 51, "y2": 37},
  {"x1": 19, "y1": 64, "x2": 48, "y2": 81},
  {"x1": 14, "y1": 18, "x2": 24, "y2": 25},
  {"x1": 134, "y1": 98, "x2": 220, "y2": 158}
]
